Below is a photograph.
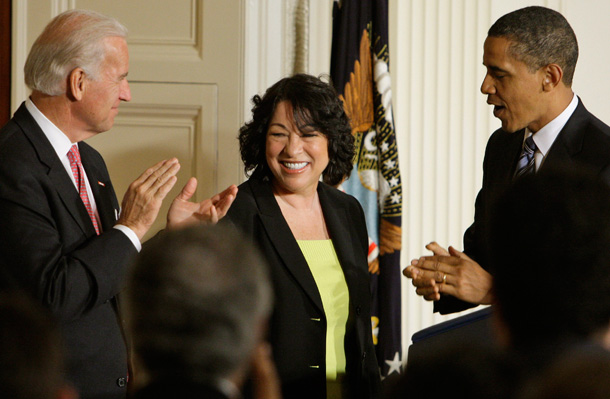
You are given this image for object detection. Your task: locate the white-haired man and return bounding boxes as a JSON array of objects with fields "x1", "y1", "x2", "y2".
[{"x1": 0, "y1": 9, "x2": 236, "y2": 399}]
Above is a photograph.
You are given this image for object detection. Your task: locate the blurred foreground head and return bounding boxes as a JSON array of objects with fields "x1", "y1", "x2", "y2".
[
  {"x1": 125, "y1": 224, "x2": 273, "y2": 388},
  {"x1": 490, "y1": 169, "x2": 610, "y2": 348},
  {"x1": 0, "y1": 292, "x2": 76, "y2": 399}
]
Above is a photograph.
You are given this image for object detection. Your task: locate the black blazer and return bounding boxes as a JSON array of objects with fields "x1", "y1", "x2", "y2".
[
  {"x1": 0, "y1": 103, "x2": 137, "y2": 398},
  {"x1": 436, "y1": 98, "x2": 610, "y2": 314},
  {"x1": 224, "y1": 177, "x2": 380, "y2": 399}
]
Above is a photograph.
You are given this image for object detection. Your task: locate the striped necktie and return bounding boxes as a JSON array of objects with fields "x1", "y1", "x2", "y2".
[
  {"x1": 514, "y1": 135, "x2": 537, "y2": 178},
  {"x1": 67, "y1": 144, "x2": 100, "y2": 234}
]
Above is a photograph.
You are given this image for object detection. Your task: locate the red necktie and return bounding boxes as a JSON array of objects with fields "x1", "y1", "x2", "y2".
[{"x1": 67, "y1": 144, "x2": 100, "y2": 235}]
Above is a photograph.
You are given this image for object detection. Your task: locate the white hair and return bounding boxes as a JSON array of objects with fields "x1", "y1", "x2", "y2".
[{"x1": 24, "y1": 9, "x2": 128, "y2": 96}]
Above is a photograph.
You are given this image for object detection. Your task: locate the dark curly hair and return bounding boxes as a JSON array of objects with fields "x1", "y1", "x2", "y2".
[{"x1": 239, "y1": 74, "x2": 354, "y2": 186}]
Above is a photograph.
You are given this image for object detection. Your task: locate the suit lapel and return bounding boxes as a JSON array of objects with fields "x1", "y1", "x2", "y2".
[
  {"x1": 249, "y1": 179, "x2": 324, "y2": 314},
  {"x1": 496, "y1": 129, "x2": 525, "y2": 183},
  {"x1": 49, "y1": 163, "x2": 98, "y2": 236},
  {"x1": 14, "y1": 104, "x2": 96, "y2": 236},
  {"x1": 80, "y1": 143, "x2": 119, "y2": 231},
  {"x1": 541, "y1": 99, "x2": 587, "y2": 172},
  {"x1": 318, "y1": 184, "x2": 359, "y2": 284}
]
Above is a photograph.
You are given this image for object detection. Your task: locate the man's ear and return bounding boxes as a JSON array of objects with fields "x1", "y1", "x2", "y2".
[
  {"x1": 68, "y1": 68, "x2": 87, "y2": 101},
  {"x1": 542, "y1": 63, "x2": 563, "y2": 91}
]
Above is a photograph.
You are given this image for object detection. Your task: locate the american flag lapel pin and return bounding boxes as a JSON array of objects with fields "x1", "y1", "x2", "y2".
[{"x1": 98, "y1": 181, "x2": 106, "y2": 187}]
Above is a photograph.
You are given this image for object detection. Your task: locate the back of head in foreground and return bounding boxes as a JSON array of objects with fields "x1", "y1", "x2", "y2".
[
  {"x1": 518, "y1": 348, "x2": 610, "y2": 399},
  {"x1": 0, "y1": 291, "x2": 76, "y2": 399},
  {"x1": 125, "y1": 224, "x2": 273, "y2": 393},
  {"x1": 489, "y1": 170, "x2": 610, "y2": 352},
  {"x1": 385, "y1": 342, "x2": 517, "y2": 399}
]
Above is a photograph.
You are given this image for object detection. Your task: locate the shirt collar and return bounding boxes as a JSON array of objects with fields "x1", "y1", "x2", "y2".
[
  {"x1": 526, "y1": 93, "x2": 579, "y2": 157},
  {"x1": 25, "y1": 97, "x2": 76, "y2": 160}
]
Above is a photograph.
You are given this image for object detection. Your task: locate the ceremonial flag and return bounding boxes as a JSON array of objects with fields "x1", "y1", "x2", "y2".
[{"x1": 330, "y1": 0, "x2": 403, "y2": 379}]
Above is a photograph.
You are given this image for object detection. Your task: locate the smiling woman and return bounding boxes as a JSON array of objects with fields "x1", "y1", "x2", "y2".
[
  {"x1": 224, "y1": 74, "x2": 381, "y2": 399},
  {"x1": 265, "y1": 101, "x2": 330, "y2": 198}
]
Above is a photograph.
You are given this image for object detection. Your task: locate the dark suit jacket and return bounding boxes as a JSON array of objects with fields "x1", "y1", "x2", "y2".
[
  {"x1": 224, "y1": 177, "x2": 380, "y2": 399},
  {"x1": 435, "y1": 98, "x2": 610, "y2": 314},
  {"x1": 0, "y1": 103, "x2": 137, "y2": 399}
]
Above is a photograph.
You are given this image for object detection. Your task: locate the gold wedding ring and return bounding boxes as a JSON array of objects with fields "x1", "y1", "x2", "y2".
[{"x1": 442, "y1": 273, "x2": 447, "y2": 284}]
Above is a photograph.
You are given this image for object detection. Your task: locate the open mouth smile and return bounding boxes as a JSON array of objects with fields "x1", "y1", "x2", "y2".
[{"x1": 281, "y1": 161, "x2": 309, "y2": 172}]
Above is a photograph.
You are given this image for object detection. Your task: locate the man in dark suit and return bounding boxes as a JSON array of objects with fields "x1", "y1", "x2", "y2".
[
  {"x1": 404, "y1": 6, "x2": 610, "y2": 314},
  {"x1": 390, "y1": 172, "x2": 610, "y2": 399},
  {"x1": 125, "y1": 225, "x2": 279, "y2": 399},
  {"x1": 0, "y1": 9, "x2": 236, "y2": 399}
]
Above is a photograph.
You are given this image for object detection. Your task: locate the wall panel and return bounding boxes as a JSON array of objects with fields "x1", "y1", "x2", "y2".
[{"x1": 86, "y1": 82, "x2": 218, "y2": 240}]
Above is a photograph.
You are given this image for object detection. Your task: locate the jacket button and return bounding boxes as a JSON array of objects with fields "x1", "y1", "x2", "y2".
[
  {"x1": 116, "y1": 377, "x2": 127, "y2": 388},
  {"x1": 356, "y1": 306, "x2": 361, "y2": 315},
  {"x1": 362, "y1": 351, "x2": 367, "y2": 361}
]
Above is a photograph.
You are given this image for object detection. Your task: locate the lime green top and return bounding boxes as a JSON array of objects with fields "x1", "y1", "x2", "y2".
[{"x1": 297, "y1": 239, "x2": 349, "y2": 380}]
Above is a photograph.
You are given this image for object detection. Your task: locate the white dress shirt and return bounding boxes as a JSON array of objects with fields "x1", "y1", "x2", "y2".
[
  {"x1": 25, "y1": 98, "x2": 141, "y2": 251},
  {"x1": 524, "y1": 93, "x2": 579, "y2": 171}
]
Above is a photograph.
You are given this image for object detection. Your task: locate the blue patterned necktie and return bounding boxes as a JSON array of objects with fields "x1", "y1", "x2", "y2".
[{"x1": 514, "y1": 135, "x2": 537, "y2": 178}]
